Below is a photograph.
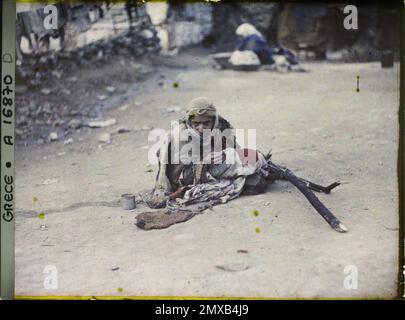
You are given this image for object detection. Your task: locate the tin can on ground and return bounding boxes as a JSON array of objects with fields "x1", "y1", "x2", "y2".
[{"x1": 121, "y1": 193, "x2": 136, "y2": 210}]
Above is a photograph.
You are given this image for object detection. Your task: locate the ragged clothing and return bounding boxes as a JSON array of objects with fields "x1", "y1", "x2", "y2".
[
  {"x1": 148, "y1": 97, "x2": 270, "y2": 210},
  {"x1": 139, "y1": 147, "x2": 269, "y2": 230},
  {"x1": 154, "y1": 98, "x2": 239, "y2": 193},
  {"x1": 170, "y1": 148, "x2": 269, "y2": 208}
]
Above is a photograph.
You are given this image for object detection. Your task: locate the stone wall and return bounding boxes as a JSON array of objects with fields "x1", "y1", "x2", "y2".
[
  {"x1": 164, "y1": 2, "x2": 400, "y2": 62},
  {"x1": 165, "y1": 2, "x2": 277, "y2": 51},
  {"x1": 166, "y1": 3, "x2": 213, "y2": 49}
]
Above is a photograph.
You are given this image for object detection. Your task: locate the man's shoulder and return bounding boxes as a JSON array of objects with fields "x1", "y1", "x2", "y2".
[{"x1": 218, "y1": 116, "x2": 234, "y2": 130}]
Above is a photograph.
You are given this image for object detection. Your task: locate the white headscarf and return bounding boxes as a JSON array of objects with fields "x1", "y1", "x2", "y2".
[{"x1": 235, "y1": 23, "x2": 263, "y2": 38}]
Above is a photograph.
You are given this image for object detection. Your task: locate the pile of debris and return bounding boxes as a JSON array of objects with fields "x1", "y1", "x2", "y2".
[
  {"x1": 15, "y1": 4, "x2": 161, "y2": 146},
  {"x1": 17, "y1": 14, "x2": 161, "y2": 87}
]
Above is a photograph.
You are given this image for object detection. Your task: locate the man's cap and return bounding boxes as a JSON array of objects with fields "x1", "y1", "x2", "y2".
[{"x1": 186, "y1": 97, "x2": 217, "y2": 118}]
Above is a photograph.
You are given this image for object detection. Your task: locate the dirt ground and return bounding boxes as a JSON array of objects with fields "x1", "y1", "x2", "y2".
[{"x1": 15, "y1": 50, "x2": 400, "y2": 298}]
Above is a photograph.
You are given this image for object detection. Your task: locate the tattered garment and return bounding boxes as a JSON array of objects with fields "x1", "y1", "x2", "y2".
[
  {"x1": 137, "y1": 148, "x2": 268, "y2": 230},
  {"x1": 162, "y1": 148, "x2": 268, "y2": 210}
]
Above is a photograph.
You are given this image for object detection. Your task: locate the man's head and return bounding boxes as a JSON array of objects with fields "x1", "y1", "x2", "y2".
[{"x1": 186, "y1": 97, "x2": 217, "y2": 135}]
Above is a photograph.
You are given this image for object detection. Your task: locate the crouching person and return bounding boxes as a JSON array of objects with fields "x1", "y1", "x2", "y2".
[{"x1": 235, "y1": 23, "x2": 302, "y2": 71}]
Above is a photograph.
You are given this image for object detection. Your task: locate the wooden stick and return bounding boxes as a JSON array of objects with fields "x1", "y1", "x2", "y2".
[{"x1": 267, "y1": 161, "x2": 348, "y2": 233}]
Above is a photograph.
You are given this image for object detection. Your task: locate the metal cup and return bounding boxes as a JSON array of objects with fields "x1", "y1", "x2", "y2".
[{"x1": 121, "y1": 193, "x2": 136, "y2": 210}]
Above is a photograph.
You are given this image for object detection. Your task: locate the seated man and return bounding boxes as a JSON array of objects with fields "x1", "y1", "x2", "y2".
[
  {"x1": 142, "y1": 97, "x2": 345, "y2": 232},
  {"x1": 149, "y1": 97, "x2": 269, "y2": 208}
]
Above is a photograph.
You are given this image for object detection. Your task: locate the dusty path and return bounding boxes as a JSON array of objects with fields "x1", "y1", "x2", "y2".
[{"x1": 15, "y1": 56, "x2": 400, "y2": 298}]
